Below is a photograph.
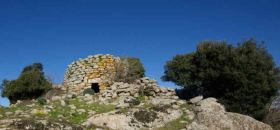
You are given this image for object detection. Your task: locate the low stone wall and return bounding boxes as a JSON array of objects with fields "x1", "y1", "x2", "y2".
[
  {"x1": 64, "y1": 54, "x2": 120, "y2": 92},
  {"x1": 100, "y1": 77, "x2": 177, "y2": 100}
]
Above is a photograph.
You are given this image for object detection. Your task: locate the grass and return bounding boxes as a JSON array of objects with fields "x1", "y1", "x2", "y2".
[
  {"x1": 136, "y1": 95, "x2": 145, "y2": 102},
  {"x1": 156, "y1": 115, "x2": 189, "y2": 130},
  {"x1": 0, "y1": 97, "x2": 115, "y2": 125},
  {"x1": 0, "y1": 101, "x2": 43, "y2": 118},
  {"x1": 1, "y1": 96, "x2": 192, "y2": 130},
  {"x1": 156, "y1": 103, "x2": 192, "y2": 130},
  {"x1": 69, "y1": 98, "x2": 115, "y2": 114},
  {"x1": 49, "y1": 98, "x2": 115, "y2": 124}
]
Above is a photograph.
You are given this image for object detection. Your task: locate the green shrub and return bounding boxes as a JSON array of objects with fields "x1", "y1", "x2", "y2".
[
  {"x1": 1, "y1": 63, "x2": 52, "y2": 104},
  {"x1": 36, "y1": 97, "x2": 47, "y2": 105},
  {"x1": 83, "y1": 88, "x2": 95, "y2": 95},
  {"x1": 115, "y1": 57, "x2": 145, "y2": 83},
  {"x1": 133, "y1": 109, "x2": 157, "y2": 123},
  {"x1": 71, "y1": 94, "x2": 77, "y2": 99},
  {"x1": 162, "y1": 39, "x2": 280, "y2": 120},
  {"x1": 136, "y1": 95, "x2": 145, "y2": 102}
]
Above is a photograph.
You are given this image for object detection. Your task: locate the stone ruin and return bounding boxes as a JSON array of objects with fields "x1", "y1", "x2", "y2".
[
  {"x1": 64, "y1": 54, "x2": 121, "y2": 93},
  {"x1": 63, "y1": 54, "x2": 177, "y2": 100}
]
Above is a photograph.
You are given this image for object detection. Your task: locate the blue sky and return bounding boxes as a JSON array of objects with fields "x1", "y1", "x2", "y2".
[{"x1": 0, "y1": 0, "x2": 280, "y2": 106}]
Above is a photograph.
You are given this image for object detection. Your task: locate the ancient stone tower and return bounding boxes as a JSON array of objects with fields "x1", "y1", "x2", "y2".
[{"x1": 64, "y1": 54, "x2": 120, "y2": 93}]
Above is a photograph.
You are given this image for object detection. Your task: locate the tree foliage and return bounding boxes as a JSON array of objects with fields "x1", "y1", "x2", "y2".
[
  {"x1": 162, "y1": 39, "x2": 280, "y2": 120},
  {"x1": 115, "y1": 57, "x2": 145, "y2": 83},
  {"x1": 1, "y1": 63, "x2": 52, "y2": 104}
]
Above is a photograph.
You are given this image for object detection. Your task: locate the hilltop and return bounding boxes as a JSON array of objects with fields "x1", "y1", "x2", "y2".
[
  {"x1": 0, "y1": 54, "x2": 276, "y2": 130},
  {"x1": 0, "y1": 77, "x2": 273, "y2": 130}
]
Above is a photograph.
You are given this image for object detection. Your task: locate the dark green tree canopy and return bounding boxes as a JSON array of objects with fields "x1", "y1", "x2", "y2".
[
  {"x1": 1, "y1": 63, "x2": 52, "y2": 104},
  {"x1": 162, "y1": 39, "x2": 280, "y2": 120}
]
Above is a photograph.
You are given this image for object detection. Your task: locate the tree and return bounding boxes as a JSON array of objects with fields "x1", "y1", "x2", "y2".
[
  {"x1": 1, "y1": 63, "x2": 52, "y2": 104},
  {"x1": 115, "y1": 57, "x2": 145, "y2": 83},
  {"x1": 162, "y1": 39, "x2": 280, "y2": 120}
]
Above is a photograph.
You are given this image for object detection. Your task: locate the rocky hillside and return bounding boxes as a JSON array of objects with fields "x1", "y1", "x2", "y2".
[{"x1": 0, "y1": 77, "x2": 273, "y2": 130}]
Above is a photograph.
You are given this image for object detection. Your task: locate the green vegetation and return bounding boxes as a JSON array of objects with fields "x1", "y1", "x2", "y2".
[
  {"x1": 156, "y1": 115, "x2": 189, "y2": 130},
  {"x1": 36, "y1": 97, "x2": 47, "y2": 105},
  {"x1": 136, "y1": 103, "x2": 191, "y2": 130},
  {"x1": 133, "y1": 109, "x2": 157, "y2": 123},
  {"x1": 1, "y1": 63, "x2": 52, "y2": 104},
  {"x1": 156, "y1": 103, "x2": 191, "y2": 130},
  {"x1": 0, "y1": 96, "x2": 115, "y2": 125},
  {"x1": 162, "y1": 39, "x2": 280, "y2": 120},
  {"x1": 0, "y1": 101, "x2": 42, "y2": 119},
  {"x1": 69, "y1": 99, "x2": 115, "y2": 114},
  {"x1": 83, "y1": 88, "x2": 96, "y2": 95},
  {"x1": 115, "y1": 57, "x2": 145, "y2": 83},
  {"x1": 49, "y1": 98, "x2": 115, "y2": 124},
  {"x1": 136, "y1": 95, "x2": 146, "y2": 102}
]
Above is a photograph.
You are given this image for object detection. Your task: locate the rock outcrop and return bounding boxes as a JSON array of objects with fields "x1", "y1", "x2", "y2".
[
  {"x1": 83, "y1": 106, "x2": 183, "y2": 130},
  {"x1": 187, "y1": 98, "x2": 273, "y2": 130},
  {"x1": 0, "y1": 119, "x2": 83, "y2": 130},
  {"x1": 0, "y1": 77, "x2": 274, "y2": 130}
]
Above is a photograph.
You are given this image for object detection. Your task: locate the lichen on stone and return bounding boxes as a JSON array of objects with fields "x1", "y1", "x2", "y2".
[{"x1": 133, "y1": 109, "x2": 158, "y2": 123}]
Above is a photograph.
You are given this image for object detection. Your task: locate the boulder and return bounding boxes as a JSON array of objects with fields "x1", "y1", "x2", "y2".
[
  {"x1": 60, "y1": 100, "x2": 66, "y2": 106},
  {"x1": 187, "y1": 98, "x2": 273, "y2": 130},
  {"x1": 83, "y1": 113, "x2": 134, "y2": 130},
  {"x1": 5, "y1": 119, "x2": 84, "y2": 130},
  {"x1": 190, "y1": 96, "x2": 203, "y2": 104},
  {"x1": 150, "y1": 98, "x2": 177, "y2": 106},
  {"x1": 5, "y1": 112, "x2": 13, "y2": 116},
  {"x1": 15, "y1": 110, "x2": 23, "y2": 115},
  {"x1": 51, "y1": 96, "x2": 62, "y2": 102}
]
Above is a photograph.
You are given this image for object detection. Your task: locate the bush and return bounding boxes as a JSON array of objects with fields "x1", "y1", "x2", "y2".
[
  {"x1": 1, "y1": 63, "x2": 52, "y2": 104},
  {"x1": 115, "y1": 57, "x2": 145, "y2": 83},
  {"x1": 133, "y1": 109, "x2": 158, "y2": 123},
  {"x1": 71, "y1": 94, "x2": 77, "y2": 99},
  {"x1": 36, "y1": 97, "x2": 47, "y2": 105},
  {"x1": 162, "y1": 39, "x2": 280, "y2": 120},
  {"x1": 83, "y1": 88, "x2": 95, "y2": 95},
  {"x1": 136, "y1": 95, "x2": 145, "y2": 102}
]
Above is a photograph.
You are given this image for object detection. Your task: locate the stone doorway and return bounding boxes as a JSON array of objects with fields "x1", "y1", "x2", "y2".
[{"x1": 91, "y1": 83, "x2": 100, "y2": 93}]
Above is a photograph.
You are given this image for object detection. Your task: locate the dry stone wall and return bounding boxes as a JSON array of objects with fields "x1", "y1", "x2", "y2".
[
  {"x1": 100, "y1": 77, "x2": 178, "y2": 100},
  {"x1": 64, "y1": 54, "x2": 120, "y2": 92}
]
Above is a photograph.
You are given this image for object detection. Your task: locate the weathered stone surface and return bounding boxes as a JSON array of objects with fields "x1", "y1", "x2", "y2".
[
  {"x1": 0, "y1": 119, "x2": 84, "y2": 130},
  {"x1": 64, "y1": 54, "x2": 120, "y2": 93},
  {"x1": 14, "y1": 110, "x2": 23, "y2": 115},
  {"x1": 187, "y1": 98, "x2": 273, "y2": 130},
  {"x1": 83, "y1": 107, "x2": 183, "y2": 130},
  {"x1": 5, "y1": 112, "x2": 13, "y2": 116},
  {"x1": 60, "y1": 100, "x2": 66, "y2": 106},
  {"x1": 100, "y1": 77, "x2": 178, "y2": 101},
  {"x1": 83, "y1": 113, "x2": 134, "y2": 130},
  {"x1": 51, "y1": 96, "x2": 62, "y2": 101},
  {"x1": 149, "y1": 98, "x2": 178, "y2": 106},
  {"x1": 190, "y1": 96, "x2": 203, "y2": 104}
]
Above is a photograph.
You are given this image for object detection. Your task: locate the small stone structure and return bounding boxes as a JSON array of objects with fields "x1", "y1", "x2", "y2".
[
  {"x1": 64, "y1": 54, "x2": 120, "y2": 93},
  {"x1": 100, "y1": 77, "x2": 178, "y2": 101}
]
